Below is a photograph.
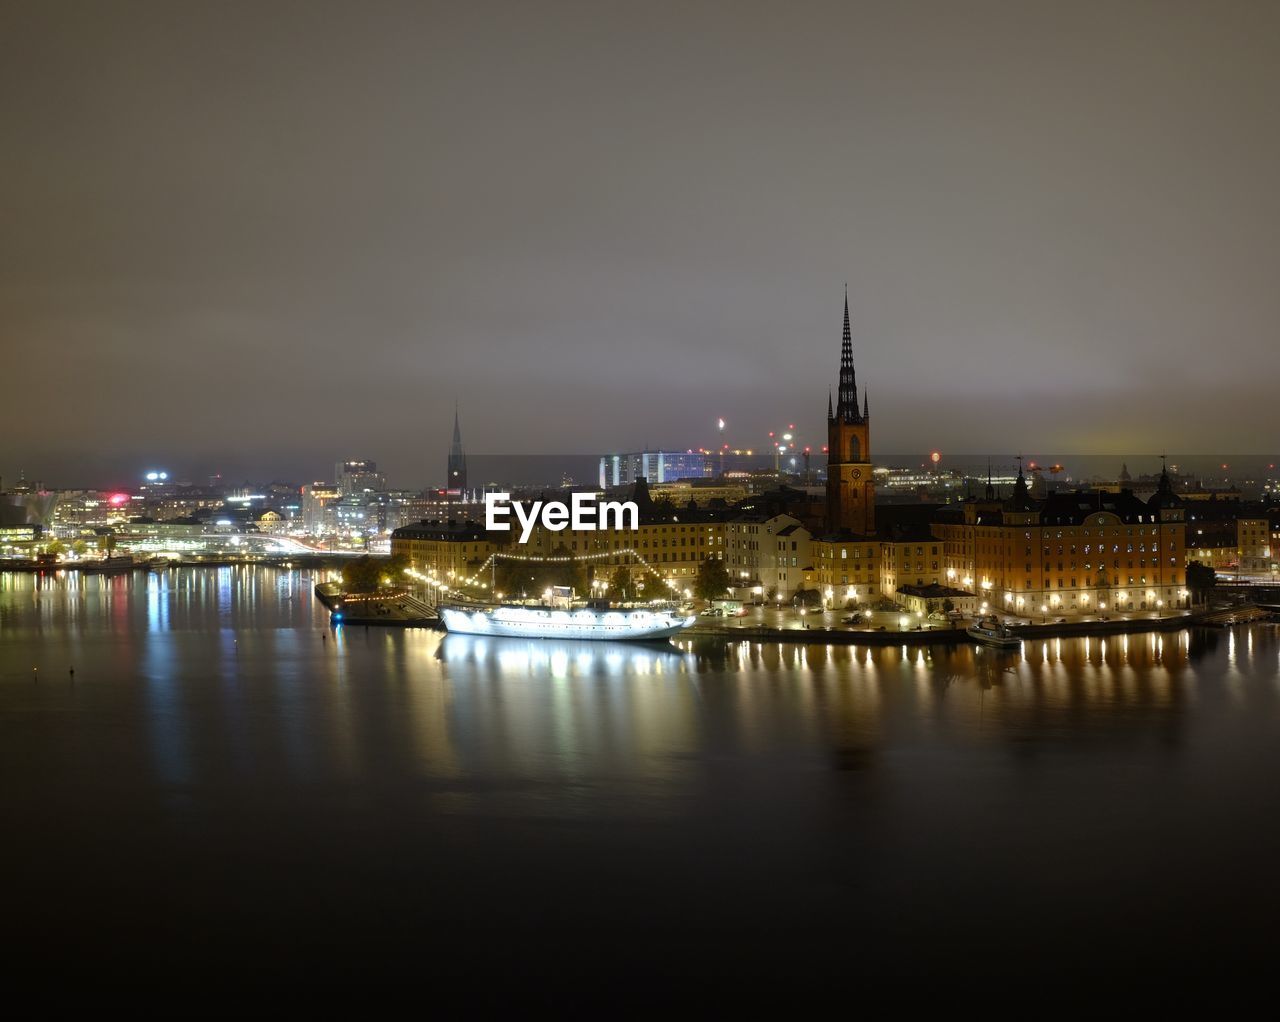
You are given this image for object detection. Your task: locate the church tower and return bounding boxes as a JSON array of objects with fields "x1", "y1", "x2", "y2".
[
  {"x1": 825, "y1": 291, "x2": 875, "y2": 535},
  {"x1": 447, "y1": 404, "x2": 467, "y2": 497}
]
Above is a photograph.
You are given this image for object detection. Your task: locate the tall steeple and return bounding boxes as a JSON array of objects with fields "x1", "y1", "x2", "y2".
[
  {"x1": 833, "y1": 287, "x2": 862, "y2": 425},
  {"x1": 447, "y1": 403, "x2": 467, "y2": 496},
  {"x1": 825, "y1": 288, "x2": 874, "y2": 534}
]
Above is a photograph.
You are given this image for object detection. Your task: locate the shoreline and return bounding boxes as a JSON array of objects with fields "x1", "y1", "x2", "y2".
[{"x1": 682, "y1": 604, "x2": 1271, "y2": 647}]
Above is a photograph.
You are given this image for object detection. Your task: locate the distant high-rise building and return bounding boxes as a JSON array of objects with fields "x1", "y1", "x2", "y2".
[
  {"x1": 599, "y1": 451, "x2": 712, "y2": 488},
  {"x1": 336, "y1": 460, "x2": 385, "y2": 496},
  {"x1": 302, "y1": 481, "x2": 342, "y2": 534},
  {"x1": 447, "y1": 407, "x2": 467, "y2": 495}
]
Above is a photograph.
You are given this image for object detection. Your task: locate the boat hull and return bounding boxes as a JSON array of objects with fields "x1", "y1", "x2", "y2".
[
  {"x1": 440, "y1": 604, "x2": 696, "y2": 642},
  {"x1": 966, "y1": 627, "x2": 1022, "y2": 649}
]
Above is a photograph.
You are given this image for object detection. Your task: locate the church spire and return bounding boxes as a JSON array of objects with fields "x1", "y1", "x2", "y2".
[
  {"x1": 863, "y1": 390, "x2": 869, "y2": 420},
  {"x1": 827, "y1": 389, "x2": 833, "y2": 419},
  {"x1": 447, "y1": 403, "x2": 467, "y2": 496},
  {"x1": 835, "y1": 286, "x2": 861, "y2": 424}
]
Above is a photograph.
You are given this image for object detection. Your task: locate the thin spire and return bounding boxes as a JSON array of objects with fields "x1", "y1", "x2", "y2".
[
  {"x1": 835, "y1": 288, "x2": 860, "y2": 423},
  {"x1": 447, "y1": 402, "x2": 466, "y2": 495},
  {"x1": 862, "y1": 390, "x2": 869, "y2": 420},
  {"x1": 827, "y1": 389, "x2": 833, "y2": 419}
]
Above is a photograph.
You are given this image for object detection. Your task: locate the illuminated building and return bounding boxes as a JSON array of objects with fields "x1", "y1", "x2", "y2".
[
  {"x1": 0, "y1": 523, "x2": 43, "y2": 553},
  {"x1": 649, "y1": 479, "x2": 748, "y2": 506},
  {"x1": 336, "y1": 460, "x2": 386, "y2": 496},
  {"x1": 391, "y1": 519, "x2": 497, "y2": 583},
  {"x1": 1237, "y1": 517, "x2": 1270, "y2": 574},
  {"x1": 825, "y1": 292, "x2": 875, "y2": 536},
  {"x1": 1184, "y1": 499, "x2": 1244, "y2": 570},
  {"x1": 599, "y1": 450, "x2": 712, "y2": 488},
  {"x1": 725, "y1": 514, "x2": 811, "y2": 599},
  {"x1": 933, "y1": 463, "x2": 1189, "y2": 616},
  {"x1": 807, "y1": 536, "x2": 882, "y2": 605},
  {"x1": 878, "y1": 523, "x2": 944, "y2": 598},
  {"x1": 301, "y1": 482, "x2": 341, "y2": 535},
  {"x1": 392, "y1": 482, "x2": 732, "y2": 595}
]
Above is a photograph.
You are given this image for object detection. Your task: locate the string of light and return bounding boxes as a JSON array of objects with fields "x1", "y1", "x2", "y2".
[{"x1": 408, "y1": 547, "x2": 680, "y2": 594}]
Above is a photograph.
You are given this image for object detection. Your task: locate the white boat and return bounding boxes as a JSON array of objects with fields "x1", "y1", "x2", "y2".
[
  {"x1": 966, "y1": 617, "x2": 1022, "y2": 649},
  {"x1": 439, "y1": 603, "x2": 697, "y2": 641}
]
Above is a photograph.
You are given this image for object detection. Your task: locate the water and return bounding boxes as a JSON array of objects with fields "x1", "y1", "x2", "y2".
[{"x1": 3, "y1": 566, "x2": 1279, "y2": 998}]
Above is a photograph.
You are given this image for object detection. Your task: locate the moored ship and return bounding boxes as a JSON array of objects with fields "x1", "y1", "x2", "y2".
[
  {"x1": 439, "y1": 602, "x2": 696, "y2": 641},
  {"x1": 966, "y1": 616, "x2": 1022, "y2": 649}
]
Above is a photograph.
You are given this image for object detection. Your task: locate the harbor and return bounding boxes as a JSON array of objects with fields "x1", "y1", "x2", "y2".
[{"x1": 311, "y1": 574, "x2": 1274, "y2": 646}]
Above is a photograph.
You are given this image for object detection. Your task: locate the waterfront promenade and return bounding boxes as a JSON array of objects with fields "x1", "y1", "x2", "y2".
[{"x1": 683, "y1": 603, "x2": 1268, "y2": 646}]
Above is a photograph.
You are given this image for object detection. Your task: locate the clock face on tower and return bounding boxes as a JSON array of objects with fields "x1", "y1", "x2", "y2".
[{"x1": 851, "y1": 468, "x2": 861, "y2": 479}]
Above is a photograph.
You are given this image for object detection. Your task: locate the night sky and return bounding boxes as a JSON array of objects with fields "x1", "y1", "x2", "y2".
[{"x1": 3, "y1": 1, "x2": 1278, "y2": 488}]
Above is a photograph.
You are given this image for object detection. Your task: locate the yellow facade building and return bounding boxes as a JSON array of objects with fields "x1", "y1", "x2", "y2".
[
  {"x1": 933, "y1": 467, "x2": 1189, "y2": 617},
  {"x1": 1238, "y1": 517, "x2": 1272, "y2": 574}
]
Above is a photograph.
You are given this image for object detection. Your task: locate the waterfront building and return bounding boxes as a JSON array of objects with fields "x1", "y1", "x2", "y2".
[
  {"x1": 879, "y1": 522, "x2": 945, "y2": 599},
  {"x1": 392, "y1": 519, "x2": 496, "y2": 585},
  {"x1": 725, "y1": 514, "x2": 812, "y2": 600},
  {"x1": 1184, "y1": 498, "x2": 1243, "y2": 571},
  {"x1": 0, "y1": 523, "x2": 43, "y2": 553},
  {"x1": 806, "y1": 535, "x2": 883, "y2": 606},
  {"x1": 254, "y1": 509, "x2": 287, "y2": 535},
  {"x1": 391, "y1": 482, "x2": 734, "y2": 595},
  {"x1": 932, "y1": 464, "x2": 1189, "y2": 617},
  {"x1": 825, "y1": 292, "x2": 875, "y2": 536},
  {"x1": 895, "y1": 583, "x2": 976, "y2": 618},
  {"x1": 1237, "y1": 516, "x2": 1272, "y2": 574}
]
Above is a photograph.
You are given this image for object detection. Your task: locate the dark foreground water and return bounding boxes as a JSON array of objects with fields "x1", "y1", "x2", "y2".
[{"x1": 3, "y1": 566, "x2": 1280, "y2": 999}]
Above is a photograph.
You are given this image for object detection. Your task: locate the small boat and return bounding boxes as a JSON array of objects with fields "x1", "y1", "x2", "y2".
[
  {"x1": 966, "y1": 616, "x2": 1022, "y2": 649},
  {"x1": 439, "y1": 602, "x2": 696, "y2": 641}
]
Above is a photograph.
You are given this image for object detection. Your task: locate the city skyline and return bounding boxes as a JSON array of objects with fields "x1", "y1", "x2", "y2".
[{"x1": 5, "y1": 1, "x2": 1280, "y2": 484}]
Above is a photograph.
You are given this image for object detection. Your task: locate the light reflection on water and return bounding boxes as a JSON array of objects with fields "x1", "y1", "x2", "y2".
[
  {"x1": 5, "y1": 566, "x2": 1280, "y2": 987},
  {"x1": 3, "y1": 569, "x2": 1277, "y2": 769}
]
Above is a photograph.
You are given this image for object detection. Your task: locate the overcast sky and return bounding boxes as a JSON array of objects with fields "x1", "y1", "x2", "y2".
[{"x1": 2, "y1": 0, "x2": 1278, "y2": 488}]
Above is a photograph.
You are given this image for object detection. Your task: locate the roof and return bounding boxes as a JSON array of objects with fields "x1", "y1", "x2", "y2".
[
  {"x1": 391, "y1": 519, "x2": 490, "y2": 542},
  {"x1": 897, "y1": 583, "x2": 973, "y2": 599}
]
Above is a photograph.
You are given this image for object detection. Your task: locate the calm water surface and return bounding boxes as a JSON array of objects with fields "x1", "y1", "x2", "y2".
[{"x1": 3, "y1": 566, "x2": 1280, "y2": 996}]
